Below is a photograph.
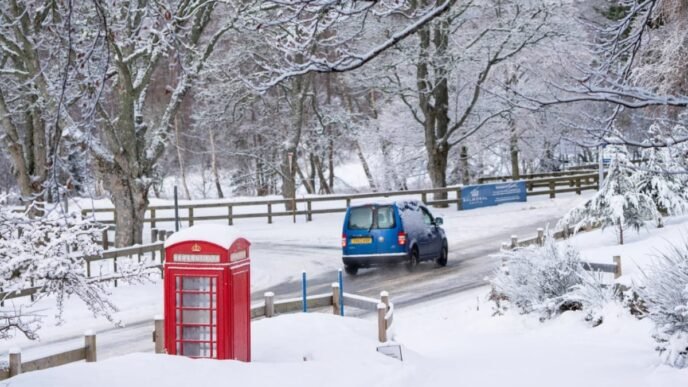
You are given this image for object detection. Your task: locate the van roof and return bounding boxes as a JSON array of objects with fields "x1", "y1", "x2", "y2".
[{"x1": 348, "y1": 199, "x2": 422, "y2": 209}]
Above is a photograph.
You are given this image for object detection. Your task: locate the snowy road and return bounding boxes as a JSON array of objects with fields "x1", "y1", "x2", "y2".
[{"x1": 251, "y1": 214, "x2": 556, "y2": 307}]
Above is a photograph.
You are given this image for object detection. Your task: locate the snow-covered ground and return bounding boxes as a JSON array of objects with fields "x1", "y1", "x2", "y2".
[{"x1": 6, "y1": 285, "x2": 687, "y2": 387}]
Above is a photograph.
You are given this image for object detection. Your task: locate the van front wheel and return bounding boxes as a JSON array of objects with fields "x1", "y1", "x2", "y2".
[
  {"x1": 344, "y1": 265, "x2": 359, "y2": 275},
  {"x1": 436, "y1": 246, "x2": 448, "y2": 267}
]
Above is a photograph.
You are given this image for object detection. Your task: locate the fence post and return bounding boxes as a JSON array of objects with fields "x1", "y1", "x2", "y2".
[
  {"x1": 267, "y1": 203, "x2": 272, "y2": 224},
  {"x1": 113, "y1": 256, "x2": 118, "y2": 287},
  {"x1": 346, "y1": 198, "x2": 351, "y2": 208},
  {"x1": 85, "y1": 331, "x2": 97, "y2": 362},
  {"x1": 154, "y1": 316, "x2": 165, "y2": 354},
  {"x1": 151, "y1": 228, "x2": 158, "y2": 242},
  {"x1": 264, "y1": 292, "x2": 275, "y2": 318},
  {"x1": 613, "y1": 255, "x2": 622, "y2": 279},
  {"x1": 228, "y1": 205, "x2": 233, "y2": 226},
  {"x1": 166, "y1": 231, "x2": 173, "y2": 240},
  {"x1": 575, "y1": 177, "x2": 581, "y2": 195},
  {"x1": 456, "y1": 188, "x2": 462, "y2": 210},
  {"x1": 150, "y1": 208, "x2": 156, "y2": 229},
  {"x1": 549, "y1": 181, "x2": 555, "y2": 199},
  {"x1": 307, "y1": 200, "x2": 312, "y2": 222},
  {"x1": 301, "y1": 271, "x2": 308, "y2": 313},
  {"x1": 377, "y1": 303, "x2": 387, "y2": 342},
  {"x1": 510, "y1": 235, "x2": 518, "y2": 249},
  {"x1": 9, "y1": 348, "x2": 21, "y2": 377},
  {"x1": 421, "y1": 192, "x2": 427, "y2": 204},
  {"x1": 102, "y1": 229, "x2": 109, "y2": 250},
  {"x1": 331, "y1": 283, "x2": 340, "y2": 315},
  {"x1": 537, "y1": 228, "x2": 544, "y2": 246},
  {"x1": 188, "y1": 207, "x2": 194, "y2": 227}
]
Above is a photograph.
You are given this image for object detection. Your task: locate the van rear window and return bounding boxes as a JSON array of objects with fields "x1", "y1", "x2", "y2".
[
  {"x1": 348, "y1": 206, "x2": 395, "y2": 230},
  {"x1": 348, "y1": 207, "x2": 373, "y2": 230}
]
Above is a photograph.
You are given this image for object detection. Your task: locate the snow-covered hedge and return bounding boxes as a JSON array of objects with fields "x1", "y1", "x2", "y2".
[
  {"x1": 491, "y1": 235, "x2": 611, "y2": 322},
  {"x1": 638, "y1": 243, "x2": 688, "y2": 368}
]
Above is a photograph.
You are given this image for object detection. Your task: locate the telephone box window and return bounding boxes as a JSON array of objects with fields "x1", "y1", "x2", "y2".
[{"x1": 174, "y1": 275, "x2": 217, "y2": 358}]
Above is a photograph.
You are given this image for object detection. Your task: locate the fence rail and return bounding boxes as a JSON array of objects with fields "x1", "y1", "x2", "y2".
[
  {"x1": 83, "y1": 173, "x2": 599, "y2": 228},
  {"x1": 478, "y1": 169, "x2": 595, "y2": 184},
  {"x1": 1, "y1": 332, "x2": 96, "y2": 381}
]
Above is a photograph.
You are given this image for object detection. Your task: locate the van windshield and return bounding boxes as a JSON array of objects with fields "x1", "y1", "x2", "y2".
[{"x1": 348, "y1": 206, "x2": 395, "y2": 230}]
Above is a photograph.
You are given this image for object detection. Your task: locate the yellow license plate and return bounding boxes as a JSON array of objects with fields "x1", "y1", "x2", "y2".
[{"x1": 351, "y1": 237, "x2": 372, "y2": 244}]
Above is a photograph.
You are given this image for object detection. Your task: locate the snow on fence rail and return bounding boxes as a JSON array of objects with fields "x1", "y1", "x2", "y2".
[
  {"x1": 0, "y1": 332, "x2": 96, "y2": 381},
  {"x1": 82, "y1": 173, "x2": 599, "y2": 228}
]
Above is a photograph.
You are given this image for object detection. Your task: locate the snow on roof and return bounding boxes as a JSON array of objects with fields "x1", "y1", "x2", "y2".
[{"x1": 164, "y1": 224, "x2": 246, "y2": 250}]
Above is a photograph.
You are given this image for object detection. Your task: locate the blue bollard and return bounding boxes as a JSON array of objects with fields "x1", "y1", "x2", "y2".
[
  {"x1": 338, "y1": 269, "x2": 344, "y2": 316},
  {"x1": 302, "y1": 271, "x2": 308, "y2": 313}
]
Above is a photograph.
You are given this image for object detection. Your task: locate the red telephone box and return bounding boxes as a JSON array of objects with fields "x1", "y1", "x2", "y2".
[{"x1": 163, "y1": 224, "x2": 251, "y2": 361}]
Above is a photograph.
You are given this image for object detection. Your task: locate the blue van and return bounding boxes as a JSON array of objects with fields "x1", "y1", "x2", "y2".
[{"x1": 341, "y1": 200, "x2": 448, "y2": 275}]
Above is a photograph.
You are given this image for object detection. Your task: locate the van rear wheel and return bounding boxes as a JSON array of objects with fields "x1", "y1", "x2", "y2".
[
  {"x1": 344, "y1": 265, "x2": 359, "y2": 275},
  {"x1": 406, "y1": 247, "x2": 419, "y2": 271}
]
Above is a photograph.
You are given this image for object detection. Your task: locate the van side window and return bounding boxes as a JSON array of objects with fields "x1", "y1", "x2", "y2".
[
  {"x1": 421, "y1": 208, "x2": 433, "y2": 225},
  {"x1": 377, "y1": 206, "x2": 395, "y2": 229}
]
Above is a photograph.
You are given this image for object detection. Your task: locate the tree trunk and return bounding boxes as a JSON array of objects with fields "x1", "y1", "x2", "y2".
[
  {"x1": 460, "y1": 144, "x2": 470, "y2": 185},
  {"x1": 106, "y1": 173, "x2": 148, "y2": 247},
  {"x1": 510, "y1": 122, "x2": 520, "y2": 181},
  {"x1": 328, "y1": 139, "x2": 335, "y2": 191},
  {"x1": 427, "y1": 144, "x2": 449, "y2": 206},
  {"x1": 208, "y1": 128, "x2": 224, "y2": 199},
  {"x1": 175, "y1": 115, "x2": 192, "y2": 200},
  {"x1": 355, "y1": 141, "x2": 377, "y2": 192}
]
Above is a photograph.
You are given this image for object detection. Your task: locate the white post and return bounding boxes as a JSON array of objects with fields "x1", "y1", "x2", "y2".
[
  {"x1": 331, "y1": 283, "x2": 340, "y2": 315},
  {"x1": 537, "y1": 228, "x2": 544, "y2": 246},
  {"x1": 9, "y1": 348, "x2": 21, "y2": 377},
  {"x1": 613, "y1": 255, "x2": 622, "y2": 279},
  {"x1": 84, "y1": 330, "x2": 97, "y2": 363},
  {"x1": 154, "y1": 315, "x2": 165, "y2": 354},
  {"x1": 377, "y1": 303, "x2": 387, "y2": 343},
  {"x1": 264, "y1": 292, "x2": 275, "y2": 318}
]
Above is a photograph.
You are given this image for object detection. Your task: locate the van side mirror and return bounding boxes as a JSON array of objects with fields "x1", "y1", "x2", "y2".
[{"x1": 434, "y1": 217, "x2": 443, "y2": 226}]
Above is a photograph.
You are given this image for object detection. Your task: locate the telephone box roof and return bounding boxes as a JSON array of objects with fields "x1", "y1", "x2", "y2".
[{"x1": 164, "y1": 224, "x2": 246, "y2": 250}]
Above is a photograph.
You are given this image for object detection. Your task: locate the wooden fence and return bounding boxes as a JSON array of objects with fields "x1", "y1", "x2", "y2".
[
  {"x1": 151, "y1": 284, "x2": 395, "y2": 353},
  {"x1": 0, "y1": 237, "x2": 169, "y2": 303},
  {"x1": 477, "y1": 169, "x2": 595, "y2": 184},
  {"x1": 0, "y1": 332, "x2": 96, "y2": 381},
  {"x1": 503, "y1": 227, "x2": 623, "y2": 279},
  {"x1": 83, "y1": 173, "x2": 599, "y2": 228}
]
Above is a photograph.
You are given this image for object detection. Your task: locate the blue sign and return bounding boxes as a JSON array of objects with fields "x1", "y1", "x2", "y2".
[{"x1": 461, "y1": 181, "x2": 527, "y2": 210}]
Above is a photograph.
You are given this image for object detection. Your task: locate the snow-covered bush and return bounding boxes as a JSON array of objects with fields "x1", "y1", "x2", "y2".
[
  {"x1": 0, "y1": 199, "x2": 149, "y2": 340},
  {"x1": 638, "y1": 242, "x2": 688, "y2": 368},
  {"x1": 559, "y1": 151, "x2": 657, "y2": 244},
  {"x1": 491, "y1": 235, "x2": 610, "y2": 320}
]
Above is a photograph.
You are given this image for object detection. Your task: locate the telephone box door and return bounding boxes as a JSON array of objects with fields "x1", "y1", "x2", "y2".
[{"x1": 166, "y1": 269, "x2": 226, "y2": 358}]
